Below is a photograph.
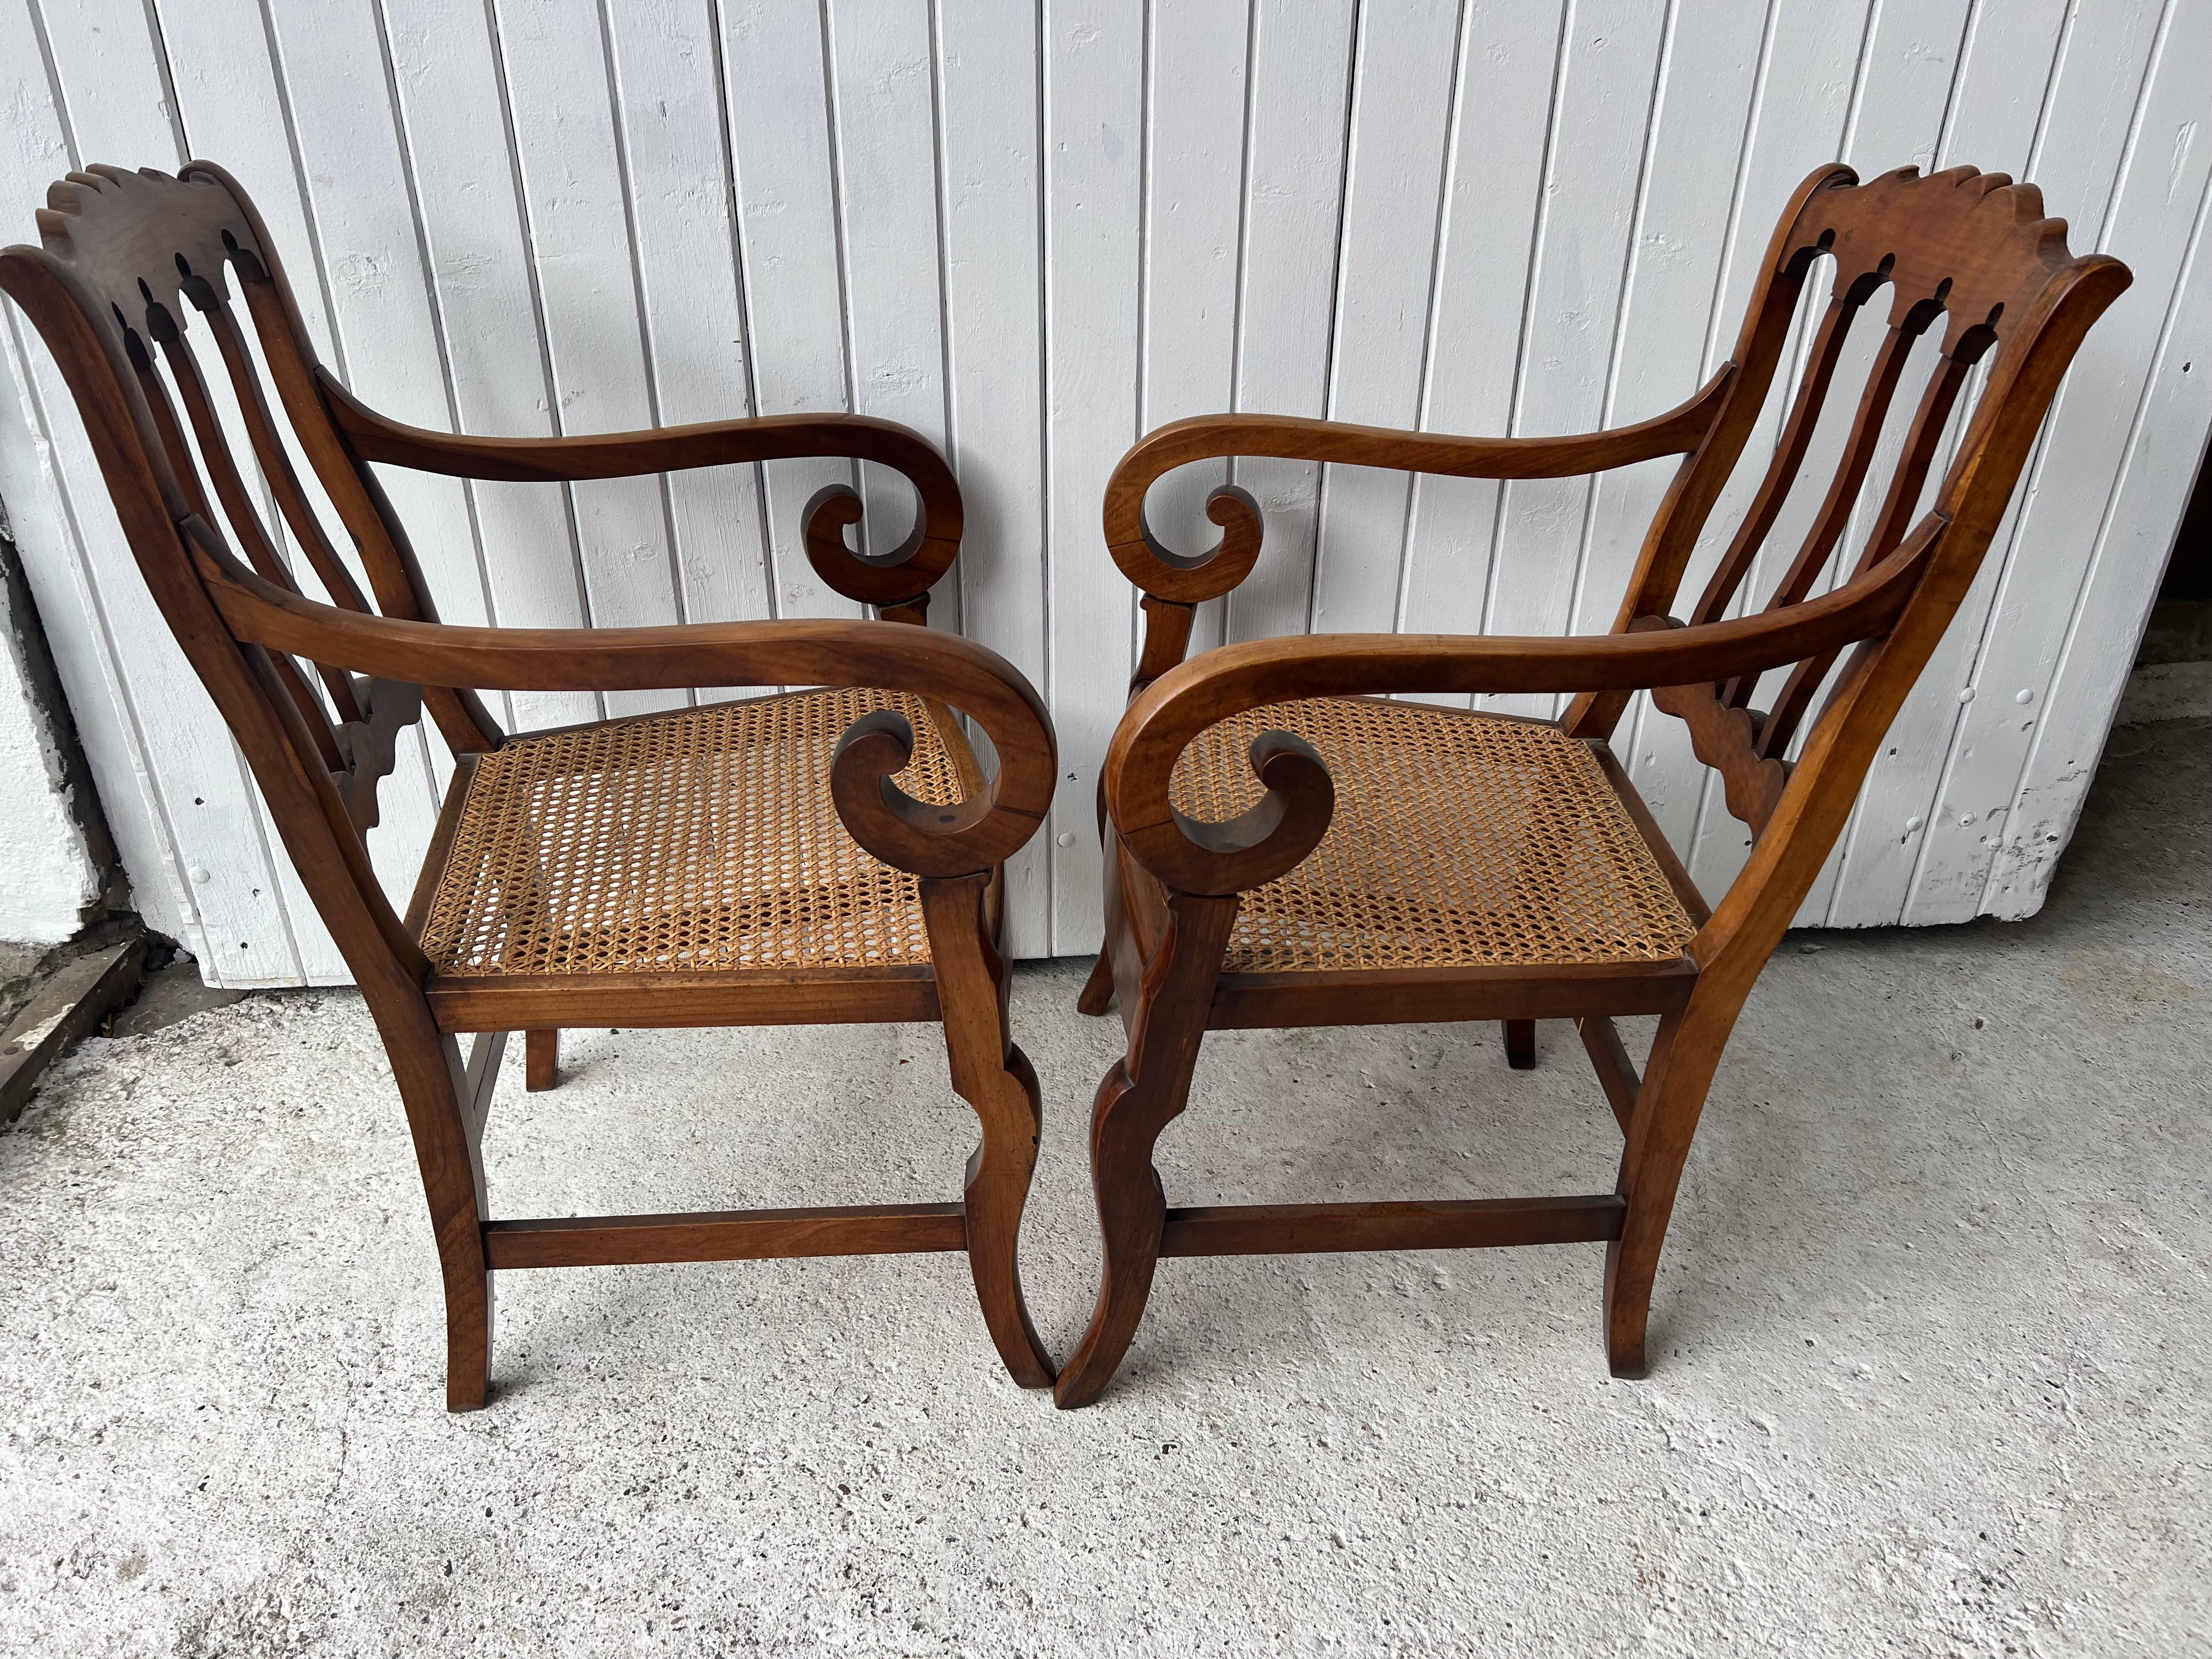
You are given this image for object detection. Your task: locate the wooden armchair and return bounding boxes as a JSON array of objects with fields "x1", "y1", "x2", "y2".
[
  {"x1": 1056, "y1": 165, "x2": 2131, "y2": 1408},
  {"x1": 1, "y1": 163, "x2": 1057, "y2": 1409}
]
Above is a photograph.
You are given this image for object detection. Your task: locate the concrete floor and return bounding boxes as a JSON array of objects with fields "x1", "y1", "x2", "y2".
[{"x1": 2, "y1": 721, "x2": 2205, "y2": 1657}]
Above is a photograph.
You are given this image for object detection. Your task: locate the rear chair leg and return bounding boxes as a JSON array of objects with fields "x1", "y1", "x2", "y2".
[
  {"x1": 1504, "y1": 1019, "x2": 1536, "y2": 1070},
  {"x1": 919, "y1": 872, "x2": 1056, "y2": 1389},
  {"x1": 387, "y1": 1015, "x2": 497, "y2": 1411},
  {"x1": 1055, "y1": 891, "x2": 1238, "y2": 1409},
  {"x1": 526, "y1": 1028, "x2": 558, "y2": 1091},
  {"x1": 1076, "y1": 950, "x2": 1115, "y2": 1015}
]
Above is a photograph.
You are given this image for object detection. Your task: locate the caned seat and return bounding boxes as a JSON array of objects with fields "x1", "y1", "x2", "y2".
[
  {"x1": 420, "y1": 689, "x2": 969, "y2": 979},
  {"x1": 1169, "y1": 698, "x2": 1697, "y2": 975}
]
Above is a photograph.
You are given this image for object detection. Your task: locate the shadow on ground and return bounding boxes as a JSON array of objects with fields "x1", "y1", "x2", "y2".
[{"x1": 1, "y1": 722, "x2": 2204, "y2": 1656}]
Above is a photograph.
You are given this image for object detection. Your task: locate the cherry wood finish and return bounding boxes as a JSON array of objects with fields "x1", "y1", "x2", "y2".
[
  {"x1": 483, "y1": 1204, "x2": 969, "y2": 1269},
  {"x1": 1059, "y1": 163, "x2": 2131, "y2": 1408},
  {"x1": 1159, "y1": 1196, "x2": 1627, "y2": 1257},
  {"x1": 2, "y1": 163, "x2": 1058, "y2": 1407},
  {"x1": 523, "y1": 1030, "x2": 558, "y2": 1093}
]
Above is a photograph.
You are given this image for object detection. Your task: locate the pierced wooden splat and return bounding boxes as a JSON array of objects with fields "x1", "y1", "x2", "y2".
[
  {"x1": 1689, "y1": 283, "x2": 1879, "y2": 630},
  {"x1": 1649, "y1": 169, "x2": 2053, "y2": 820},
  {"x1": 330, "y1": 678, "x2": 426, "y2": 836}
]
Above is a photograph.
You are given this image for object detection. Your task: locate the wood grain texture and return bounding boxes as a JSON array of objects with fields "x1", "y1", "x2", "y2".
[
  {"x1": 1576, "y1": 1014, "x2": 1641, "y2": 1134},
  {"x1": 1159, "y1": 1195, "x2": 1627, "y2": 1257},
  {"x1": 523, "y1": 1028, "x2": 557, "y2": 1093},
  {"x1": 935, "y1": 0, "x2": 1048, "y2": 954},
  {"x1": 483, "y1": 1204, "x2": 968, "y2": 1269}
]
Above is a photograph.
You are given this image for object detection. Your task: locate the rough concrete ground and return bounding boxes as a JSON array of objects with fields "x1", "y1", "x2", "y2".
[{"x1": 2, "y1": 721, "x2": 2205, "y2": 1657}]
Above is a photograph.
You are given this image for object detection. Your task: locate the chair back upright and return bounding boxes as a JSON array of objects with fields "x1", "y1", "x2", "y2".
[
  {"x1": 0, "y1": 163, "x2": 500, "y2": 991},
  {"x1": 1566, "y1": 164, "x2": 2131, "y2": 973}
]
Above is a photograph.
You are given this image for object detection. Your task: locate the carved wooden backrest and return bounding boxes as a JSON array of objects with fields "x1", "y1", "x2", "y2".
[
  {"x1": 0, "y1": 163, "x2": 524, "y2": 990},
  {"x1": 1610, "y1": 165, "x2": 2123, "y2": 842},
  {"x1": 31, "y1": 164, "x2": 500, "y2": 827}
]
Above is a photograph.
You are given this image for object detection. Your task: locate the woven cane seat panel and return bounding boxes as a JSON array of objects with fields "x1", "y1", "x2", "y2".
[
  {"x1": 420, "y1": 689, "x2": 964, "y2": 977},
  {"x1": 1167, "y1": 698, "x2": 1698, "y2": 974}
]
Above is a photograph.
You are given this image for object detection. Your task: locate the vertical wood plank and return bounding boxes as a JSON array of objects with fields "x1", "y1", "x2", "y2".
[
  {"x1": 1675, "y1": 0, "x2": 1875, "y2": 906},
  {"x1": 1305, "y1": 0, "x2": 1462, "y2": 642},
  {"x1": 30, "y1": 1, "x2": 183, "y2": 168},
  {"x1": 1480, "y1": 0, "x2": 1670, "y2": 720},
  {"x1": 1926, "y1": 0, "x2": 2212, "y2": 920},
  {"x1": 1590, "y1": 0, "x2": 1769, "y2": 851},
  {"x1": 18, "y1": 3, "x2": 310, "y2": 986},
  {"x1": 823, "y1": 0, "x2": 952, "y2": 627},
  {"x1": 381, "y1": 0, "x2": 597, "y2": 735},
  {"x1": 936, "y1": 0, "x2": 1049, "y2": 955},
  {"x1": 603, "y1": 0, "x2": 774, "y2": 707},
  {"x1": 1803, "y1": 0, "x2": 2071, "y2": 926},
  {"x1": 1832, "y1": 0, "x2": 2171, "y2": 923},
  {"x1": 155, "y1": 0, "x2": 369, "y2": 981},
  {"x1": 0, "y1": 0, "x2": 2207, "y2": 976},
  {"x1": 1992, "y1": 167, "x2": 2212, "y2": 914},
  {"x1": 1137, "y1": 0, "x2": 1250, "y2": 661},
  {"x1": 1775, "y1": 0, "x2": 1974, "y2": 926},
  {"x1": 1396, "y1": 0, "x2": 1566, "y2": 698},
  {"x1": 1222, "y1": 0, "x2": 1358, "y2": 650},
  {"x1": 720, "y1": 0, "x2": 859, "y2": 622},
  {"x1": 1042, "y1": 0, "x2": 1144, "y2": 952},
  {"x1": 0, "y1": 7, "x2": 199, "y2": 960},
  {"x1": 257, "y1": 0, "x2": 478, "y2": 971},
  {"x1": 492, "y1": 0, "x2": 686, "y2": 718}
]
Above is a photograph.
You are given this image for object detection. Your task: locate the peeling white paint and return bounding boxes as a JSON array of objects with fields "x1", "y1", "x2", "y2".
[{"x1": 0, "y1": 572, "x2": 95, "y2": 947}]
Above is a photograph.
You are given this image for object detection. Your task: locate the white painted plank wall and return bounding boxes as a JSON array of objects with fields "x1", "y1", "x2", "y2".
[{"x1": 0, "y1": 0, "x2": 2204, "y2": 983}]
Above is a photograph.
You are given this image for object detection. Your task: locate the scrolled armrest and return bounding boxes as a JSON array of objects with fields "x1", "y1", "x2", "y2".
[
  {"x1": 191, "y1": 526, "x2": 1049, "y2": 879},
  {"x1": 1105, "y1": 529, "x2": 1926, "y2": 894},
  {"x1": 319, "y1": 373, "x2": 962, "y2": 610},
  {"x1": 1103, "y1": 369, "x2": 1734, "y2": 606},
  {"x1": 800, "y1": 482, "x2": 958, "y2": 612}
]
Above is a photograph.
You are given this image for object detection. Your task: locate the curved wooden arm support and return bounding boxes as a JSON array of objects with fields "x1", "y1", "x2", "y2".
[
  {"x1": 1105, "y1": 523, "x2": 1934, "y2": 895},
  {"x1": 319, "y1": 374, "x2": 964, "y2": 611},
  {"x1": 1120, "y1": 730, "x2": 1335, "y2": 897},
  {"x1": 1103, "y1": 369, "x2": 1734, "y2": 606},
  {"x1": 189, "y1": 524, "x2": 1049, "y2": 879}
]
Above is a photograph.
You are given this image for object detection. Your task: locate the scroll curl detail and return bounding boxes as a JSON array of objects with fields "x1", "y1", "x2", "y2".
[
  {"x1": 1107, "y1": 483, "x2": 1264, "y2": 607},
  {"x1": 803, "y1": 482, "x2": 960, "y2": 611},
  {"x1": 831, "y1": 708, "x2": 1040, "y2": 879},
  {"x1": 1117, "y1": 729, "x2": 1335, "y2": 897}
]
